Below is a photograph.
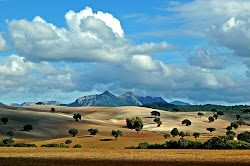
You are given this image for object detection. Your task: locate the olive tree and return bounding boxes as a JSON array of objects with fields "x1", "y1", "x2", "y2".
[
  {"x1": 73, "y1": 113, "x2": 81, "y2": 121},
  {"x1": 65, "y1": 140, "x2": 72, "y2": 146},
  {"x1": 207, "y1": 128, "x2": 216, "y2": 133},
  {"x1": 111, "y1": 130, "x2": 123, "y2": 140},
  {"x1": 208, "y1": 117, "x2": 214, "y2": 123},
  {"x1": 182, "y1": 119, "x2": 191, "y2": 126},
  {"x1": 51, "y1": 108, "x2": 56, "y2": 113},
  {"x1": 69, "y1": 128, "x2": 78, "y2": 137},
  {"x1": 151, "y1": 111, "x2": 161, "y2": 117},
  {"x1": 231, "y1": 122, "x2": 238, "y2": 129},
  {"x1": 237, "y1": 119, "x2": 245, "y2": 127},
  {"x1": 23, "y1": 124, "x2": 33, "y2": 131},
  {"x1": 213, "y1": 114, "x2": 218, "y2": 120},
  {"x1": 179, "y1": 131, "x2": 185, "y2": 139},
  {"x1": 193, "y1": 132, "x2": 200, "y2": 140},
  {"x1": 164, "y1": 133, "x2": 170, "y2": 139},
  {"x1": 197, "y1": 112, "x2": 204, "y2": 118},
  {"x1": 88, "y1": 128, "x2": 99, "y2": 135},
  {"x1": 171, "y1": 128, "x2": 179, "y2": 137},
  {"x1": 7, "y1": 130, "x2": 15, "y2": 138},
  {"x1": 1, "y1": 117, "x2": 8, "y2": 124}
]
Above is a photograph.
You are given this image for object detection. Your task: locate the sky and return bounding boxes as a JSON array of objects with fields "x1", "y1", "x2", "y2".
[{"x1": 0, "y1": 0, "x2": 249, "y2": 105}]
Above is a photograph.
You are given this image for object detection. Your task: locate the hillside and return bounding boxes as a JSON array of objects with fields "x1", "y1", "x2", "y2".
[{"x1": 0, "y1": 105, "x2": 249, "y2": 144}]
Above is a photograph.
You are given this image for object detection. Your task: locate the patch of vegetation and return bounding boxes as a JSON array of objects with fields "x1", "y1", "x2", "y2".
[
  {"x1": 73, "y1": 144, "x2": 82, "y2": 148},
  {"x1": 111, "y1": 130, "x2": 123, "y2": 140},
  {"x1": 126, "y1": 136, "x2": 250, "y2": 149},
  {"x1": 13, "y1": 143, "x2": 37, "y2": 147},
  {"x1": 237, "y1": 131, "x2": 250, "y2": 143},
  {"x1": 69, "y1": 128, "x2": 78, "y2": 137},
  {"x1": 88, "y1": 128, "x2": 99, "y2": 135},
  {"x1": 141, "y1": 102, "x2": 250, "y2": 113}
]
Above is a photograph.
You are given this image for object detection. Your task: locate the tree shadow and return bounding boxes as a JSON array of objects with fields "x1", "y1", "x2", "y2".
[
  {"x1": 144, "y1": 116, "x2": 155, "y2": 118},
  {"x1": 78, "y1": 135, "x2": 93, "y2": 138},
  {"x1": 99, "y1": 139, "x2": 115, "y2": 141}
]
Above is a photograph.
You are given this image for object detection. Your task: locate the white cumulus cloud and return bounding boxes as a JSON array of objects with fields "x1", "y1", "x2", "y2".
[
  {"x1": 8, "y1": 7, "x2": 177, "y2": 63},
  {"x1": 0, "y1": 33, "x2": 7, "y2": 51}
]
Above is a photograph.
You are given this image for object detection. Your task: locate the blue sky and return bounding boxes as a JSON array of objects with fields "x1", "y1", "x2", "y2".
[{"x1": 0, "y1": 0, "x2": 249, "y2": 105}]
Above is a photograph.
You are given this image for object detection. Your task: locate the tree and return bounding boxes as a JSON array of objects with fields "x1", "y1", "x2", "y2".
[
  {"x1": 69, "y1": 128, "x2": 78, "y2": 137},
  {"x1": 65, "y1": 140, "x2": 72, "y2": 146},
  {"x1": 213, "y1": 114, "x2": 218, "y2": 120},
  {"x1": 231, "y1": 122, "x2": 238, "y2": 129},
  {"x1": 236, "y1": 114, "x2": 241, "y2": 120},
  {"x1": 7, "y1": 130, "x2": 15, "y2": 138},
  {"x1": 173, "y1": 108, "x2": 180, "y2": 112},
  {"x1": 111, "y1": 130, "x2": 123, "y2": 140},
  {"x1": 243, "y1": 109, "x2": 250, "y2": 113},
  {"x1": 51, "y1": 108, "x2": 56, "y2": 113},
  {"x1": 237, "y1": 131, "x2": 250, "y2": 143},
  {"x1": 73, "y1": 113, "x2": 81, "y2": 121},
  {"x1": 217, "y1": 111, "x2": 224, "y2": 116},
  {"x1": 157, "y1": 120, "x2": 162, "y2": 127},
  {"x1": 1, "y1": 117, "x2": 8, "y2": 124},
  {"x1": 36, "y1": 102, "x2": 44, "y2": 105},
  {"x1": 182, "y1": 119, "x2": 191, "y2": 126},
  {"x1": 126, "y1": 117, "x2": 143, "y2": 133},
  {"x1": 226, "y1": 126, "x2": 232, "y2": 131},
  {"x1": 207, "y1": 128, "x2": 216, "y2": 133},
  {"x1": 88, "y1": 128, "x2": 99, "y2": 135},
  {"x1": 23, "y1": 124, "x2": 33, "y2": 131},
  {"x1": 197, "y1": 112, "x2": 204, "y2": 118},
  {"x1": 208, "y1": 117, "x2": 214, "y2": 123},
  {"x1": 185, "y1": 132, "x2": 190, "y2": 136},
  {"x1": 151, "y1": 111, "x2": 161, "y2": 117},
  {"x1": 193, "y1": 133, "x2": 200, "y2": 140},
  {"x1": 179, "y1": 131, "x2": 185, "y2": 139},
  {"x1": 171, "y1": 128, "x2": 179, "y2": 137},
  {"x1": 164, "y1": 133, "x2": 170, "y2": 139},
  {"x1": 237, "y1": 119, "x2": 245, "y2": 127}
]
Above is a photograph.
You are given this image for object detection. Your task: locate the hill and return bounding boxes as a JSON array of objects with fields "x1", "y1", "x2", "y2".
[
  {"x1": 67, "y1": 91, "x2": 167, "y2": 107},
  {"x1": 170, "y1": 100, "x2": 191, "y2": 106}
]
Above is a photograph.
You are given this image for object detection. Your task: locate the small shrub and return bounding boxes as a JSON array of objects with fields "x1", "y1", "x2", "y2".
[
  {"x1": 73, "y1": 144, "x2": 82, "y2": 148},
  {"x1": 125, "y1": 146, "x2": 137, "y2": 149},
  {"x1": 89, "y1": 146, "x2": 95, "y2": 148},
  {"x1": 41, "y1": 144, "x2": 59, "y2": 147}
]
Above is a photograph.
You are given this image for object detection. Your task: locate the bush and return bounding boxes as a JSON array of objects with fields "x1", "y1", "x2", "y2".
[
  {"x1": 7, "y1": 130, "x2": 15, "y2": 138},
  {"x1": 41, "y1": 144, "x2": 60, "y2": 147},
  {"x1": 65, "y1": 140, "x2": 72, "y2": 145},
  {"x1": 231, "y1": 122, "x2": 239, "y2": 129},
  {"x1": 1, "y1": 117, "x2": 8, "y2": 124},
  {"x1": 51, "y1": 108, "x2": 56, "y2": 113},
  {"x1": 182, "y1": 119, "x2": 191, "y2": 126},
  {"x1": 164, "y1": 133, "x2": 170, "y2": 139},
  {"x1": 125, "y1": 146, "x2": 137, "y2": 149},
  {"x1": 73, "y1": 144, "x2": 82, "y2": 148},
  {"x1": 111, "y1": 130, "x2": 123, "y2": 140},
  {"x1": 138, "y1": 142, "x2": 150, "y2": 149},
  {"x1": 171, "y1": 128, "x2": 179, "y2": 137},
  {"x1": 226, "y1": 130, "x2": 236, "y2": 136},
  {"x1": 0, "y1": 140, "x2": 4, "y2": 147},
  {"x1": 208, "y1": 117, "x2": 214, "y2": 123},
  {"x1": 3, "y1": 138, "x2": 14, "y2": 147},
  {"x1": 13, "y1": 143, "x2": 37, "y2": 147}
]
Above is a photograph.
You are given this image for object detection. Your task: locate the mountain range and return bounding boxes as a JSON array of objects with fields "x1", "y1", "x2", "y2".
[{"x1": 6, "y1": 91, "x2": 190, "y2": 107}]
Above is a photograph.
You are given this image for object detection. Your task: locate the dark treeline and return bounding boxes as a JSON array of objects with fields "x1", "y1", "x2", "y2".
[{"x1": 141, "y1": 102, "x2": 250, "y2": 113}]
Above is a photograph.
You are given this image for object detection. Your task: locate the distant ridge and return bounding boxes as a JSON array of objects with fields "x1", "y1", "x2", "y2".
[
  {"x1": 67, "y1": 91, "x2": 167, "y2": 107},
  {"x1": 0, "y1": 102, "x2": 5, "y2": 106},
  {"x1": 7, "y1": 101, "x2": 62, "y2": 107},
  {"x1": 169, "y1": 101, "x2": 191, "y2": 106}
]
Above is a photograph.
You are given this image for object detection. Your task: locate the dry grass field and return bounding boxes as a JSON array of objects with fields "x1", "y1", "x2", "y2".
[{"x1": 0, "y1": 105, "x2": 249, "y2": 165}]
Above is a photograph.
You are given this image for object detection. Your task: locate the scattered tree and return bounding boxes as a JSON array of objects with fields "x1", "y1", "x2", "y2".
[
  {"x1": 182, "y1": 119, "x2": 191, "y2": 126},
  {"x1": 237, "y1": 119, "x2": 246, "y2": 127},
  {"x1": 179, "y1": 131, "x2": 185, "y2": 139},
  {"x1": 73, "y1": 113, "x2": 81, "y2": 121},
  {"x1": 88, "y1": 128, "x2": 99, "y2": 135},
  {"x1": 237, "y1": 131, "x2": 250, "y2": 143},
  {"x1": 126, "y1": 117, "x2": 143, "y2": 133},
  {"x1": 185, "y1": 132, "x2": 190, "y2": 136},
  {"x1": 173, "y1": 108, "x2": 180, "y2": 112},
  {"x1": 69, "y1": 128, "x2": 78, "y2": 137},
  {"x1": 151, "y1": 111, "x2": 161, "y2": 117},
  {"x1": 236, "y1": 114, "x2": 241, "y2": 120},
  {"x1": 226, "y1": 126, "x2": 232, "y2": 131},
  {"x1": 164, "y1": 133, "x2": 170, "y2": 139},
  {"x1": 213, "y1": 114, "x2": 218, "y2": 120},
  {"x1": 111, "y1": 130, "x2": 123, "y2": 140},
  {"x1": 7, "y1": 130, "x2": 15, "y2": 138},
  {"x1": 157, "y1": 120, "x2": 162, "y2": 127},
  {"x1": 217, "y1": 111, "x2": 224, "y2": 116},
  {"x1": 51, "y1": 108, "x2": 56, "y2": 113},
  {"x1": 65, "y1": 140, "x2": 72, "y2": 147},
  {"x1": 208, "y1": 117, "x2": 214, "y2": 123},
  {"x1": 197, "y1": 112, "x2": 204, "y2": 118},
  {"x1": 1, "y1": 117, "x2": 8, "y2": 124},
  {"x1": 193, "y1": 133, "x2": 200, "y2": 140},
  {"x1": 207, "y1": 128, "x2": 216, "y2": 133},
  {"x1": 171, "y1": 128, "x2": 179, "y2": 137},
  {"x1": 243, "y1": 109, "x2": 250, "y2": 113},
  {"x1": 23, "y1": 124, "x2": 33, "y2": 131},
  {"x1": 231, "y1": 122, "x2": 238, "y2": 129}
]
